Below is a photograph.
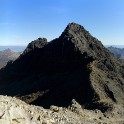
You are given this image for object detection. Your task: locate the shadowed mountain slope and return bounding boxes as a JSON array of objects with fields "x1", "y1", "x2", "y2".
[{"x1": 0, "y1": 23, "x2": 124, "y2": 111}]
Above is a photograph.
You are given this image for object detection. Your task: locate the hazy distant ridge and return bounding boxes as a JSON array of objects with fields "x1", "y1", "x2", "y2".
[
  {"x1": 0, "y1": 46, "x2": 26, "y2": 52},
  {"x1": 0, "y1": 48, "x2": 21, "y2": 69},
  {"x1": 107, "y1": 46, "x2": 124, "y2": 59}
]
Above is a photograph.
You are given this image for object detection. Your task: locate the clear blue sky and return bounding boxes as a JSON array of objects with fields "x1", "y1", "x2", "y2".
[{"x1": 0, "y1": 0, "x2": 124, "y2": 46}]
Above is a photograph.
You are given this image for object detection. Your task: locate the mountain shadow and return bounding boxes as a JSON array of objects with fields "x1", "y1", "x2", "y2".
[{"x1": 0, "y1": 23, "x2": 124, "y2": 112}]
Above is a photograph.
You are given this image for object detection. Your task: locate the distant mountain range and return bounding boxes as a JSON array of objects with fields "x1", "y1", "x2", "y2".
[
  {"x1": 0, "y1": 48, "x2": 21, "y2": 69},
  {"x1": 107, "y1": 46, "x2": 124, "y2": 59},
  {"x1": 106, "y1": 45, "x2": 124, "y2": 49},
  {"x1": 0, "y1": 46, "x2": 26, "y2": 52}
]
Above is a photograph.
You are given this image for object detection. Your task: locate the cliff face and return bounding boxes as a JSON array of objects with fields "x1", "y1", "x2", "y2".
[{"x1": 0, "y1": 23, "x2": 124, "y2": 112}]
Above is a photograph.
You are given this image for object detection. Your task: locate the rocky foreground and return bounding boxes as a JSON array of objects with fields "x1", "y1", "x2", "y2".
[{"x1": 0, "y1": 95, "x2": 124, "y2": 124}]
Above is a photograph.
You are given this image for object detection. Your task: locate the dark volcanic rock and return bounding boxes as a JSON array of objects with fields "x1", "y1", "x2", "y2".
[
  {"x1": 23, "y1": 37, "x2": 48, "y2": 54},
  {"x1": 0, "y1": 23, "x2": 124, "y2": 112}
]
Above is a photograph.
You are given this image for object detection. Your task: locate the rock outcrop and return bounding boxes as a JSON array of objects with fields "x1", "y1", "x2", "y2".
[
  {"x1": 23, "y1": 38, "x2": 48, "y2": 54},
  {"x1": 0, "y1": 95, "x2": 124, "y2": 124},
  {"x1": 0, "y1": 22, "x2": 124, "y2": 114}
]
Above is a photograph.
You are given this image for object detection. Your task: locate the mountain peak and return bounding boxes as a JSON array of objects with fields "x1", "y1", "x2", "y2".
[
  {"x1": 23, "y1": 37, "x2": 48, "y2": 54},
  {"x1": 66, "y1": 22, "x2": 82, "y2": 30},
  {"x1": 0, "y1": 22, "x2": 124, "y2": 114},
  {"x1": 3, "y1": 48, "x2": 13, "y2": 53},
  {"x1": 61, "y1": 22, "x2": 88, "y2": 37},
  {"x1": 59, "y1": 23, "x2": 109, "y2": 59}
]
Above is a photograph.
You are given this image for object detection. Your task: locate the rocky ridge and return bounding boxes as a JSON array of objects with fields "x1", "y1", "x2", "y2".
[
  {"x1": 0, "y1": 22, "x2": 124, "y2": 118},
  {"x1": 23, "y1": 38, "x2": 48, "y2": 54}
]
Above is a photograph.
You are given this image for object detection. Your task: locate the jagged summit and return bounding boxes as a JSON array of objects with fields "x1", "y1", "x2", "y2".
[
  {"x1": 60, "y1": 22, "x2": 111, "y2": 59},
  {"x1": 64, "y1": 22, "x2": 91, "y2": 36},
  {"x1": 63, "y1": 22, "x2": 84, "y2": 32},
  {"x1": 60, "y1": 22, "x2": 90, "y2": 39},
  {"x1": 0, "y1": 23, "x2": 124, "y2": 112},
  {"x1": 23, "y1": 37, "x2": 48, "y2": 54}
]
